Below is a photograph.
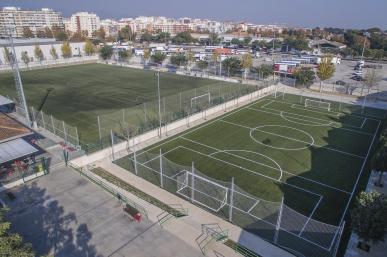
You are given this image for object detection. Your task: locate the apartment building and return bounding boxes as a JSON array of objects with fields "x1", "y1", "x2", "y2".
[
  {"x1": 0, "y1": 7, "x2": 63, "y2": 38},
  {"x1": 69, "y1": 12, "x2": 100, "y2": 36}
]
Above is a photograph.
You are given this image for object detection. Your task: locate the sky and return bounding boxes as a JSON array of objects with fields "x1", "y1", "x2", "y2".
[{"x1": 1, "y1": 0, "x2": 386, "y2": 29}]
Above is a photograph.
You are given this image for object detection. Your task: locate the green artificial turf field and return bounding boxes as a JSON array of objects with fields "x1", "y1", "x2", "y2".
[
  {"x1": 115, "y1": 93, "x2": 385, "y2": 255},
  {"x1": 0, "y1": 63, "x2": 242, "y2": 145}
]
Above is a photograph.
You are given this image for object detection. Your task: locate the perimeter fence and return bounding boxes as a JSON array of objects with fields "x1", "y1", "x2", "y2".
[
  {"x1": 87, "y1": 80, "x2": 272, "y2": 153},
  {"x1": 114, "y1": 150, "x2": 345, "y2": 257}
]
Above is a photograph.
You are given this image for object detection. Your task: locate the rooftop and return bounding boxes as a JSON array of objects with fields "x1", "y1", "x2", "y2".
[{"x1": 0, "y1": 113, "x2": 32, "y2": 143}]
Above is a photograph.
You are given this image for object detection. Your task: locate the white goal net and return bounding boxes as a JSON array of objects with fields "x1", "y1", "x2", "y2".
[
  {"x1": 176, "y1": 170, "x2": 228, "y2": 212},
  {"x1": 305, "y1": 99, "x2": 331, "y2": 111}
]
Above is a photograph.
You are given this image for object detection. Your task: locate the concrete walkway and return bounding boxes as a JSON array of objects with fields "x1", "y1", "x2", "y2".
[
  {"x1": 344, "y1": 171, "x2": 387, "y2": 257},
  {"x1": 95, "y1": 159, "x2": 294, "y2": 257}
]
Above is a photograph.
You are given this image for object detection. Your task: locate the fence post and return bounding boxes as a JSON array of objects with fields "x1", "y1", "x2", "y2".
[
  {"x1": 160, "y1": 148, "x2": 163, "y2": 188},
  {"x1": 62, "y1": 121, "x2": 67, "y2": 143},
  {"x1": 179, "y1": 92, "x2": 182, "y2": 112},
  {"x1": 274, "y1": 197, "x2": 284, "y2": 244},
  {"x1": 110, "y1": 129, "x2": 115, "y2": 161},
  {"x1": 333, "y1": 221, "x2": 345, "y2": 257},
  {"x1": 97, "y1": 116, "x2": 102, "y2": 145},
  {"x1": 144, "y1": 102, "x2": 147, "y2": 124},
  {"x1": 40, "y1": 111, "x2": 46, "y2": 129},
  {"x1": 133, "y1": 144, "x2": 138, "y2": 175},
  {"x1": 191, "y1": 161, "x2": 195, "y2": 203},
  {"x1": 51, "y1": 115, "x2": 56, "y2": 134},
  {"x1": 75, "y1": 127, "x2": 79, "y2": 146},
  {"x1": 229, "y1": 177, "x2": 234, "y2": 222},
  {"x1": 122, "y1": 109, "x2": 125, "y2": 124}
]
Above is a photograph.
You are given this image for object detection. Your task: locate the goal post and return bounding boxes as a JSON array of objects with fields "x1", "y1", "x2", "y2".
[
  {"x1": 304, "y1": 99, "x2": 331, "y2": 111},
  {"x1": 176, "y1": 170, "x2": 228, "y2": 212},
  {"x1": 191, "y1": 93, "x2": 211, "y2": 109}
]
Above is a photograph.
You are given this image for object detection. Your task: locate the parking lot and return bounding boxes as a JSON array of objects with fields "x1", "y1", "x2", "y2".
[{"x1": 0, "y1": 166, "x2": 203, "y2": 257}]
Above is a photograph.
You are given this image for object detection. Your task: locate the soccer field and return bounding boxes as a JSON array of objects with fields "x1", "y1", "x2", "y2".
[
  {"x1": 115, "y1": 93, "x2": 385, "y2": 256},
  {"x1": 0, "y1": 63, "x2": 242, "y2": 145}
]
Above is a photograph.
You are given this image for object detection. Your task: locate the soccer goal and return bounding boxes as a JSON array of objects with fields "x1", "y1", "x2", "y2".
[
  {"x1": 305, "y1": 99, "x2": 331, "y2": 111},
  {"x1": 176, "y1": 170, "x2": 228, "y2": 212},
  {"x1": 191, "y1": 93, "x2": 211, "y2": 110}
]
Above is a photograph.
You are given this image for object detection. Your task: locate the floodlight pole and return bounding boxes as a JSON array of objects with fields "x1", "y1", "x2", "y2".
[
  {"x1": 159, "y1": 148, "x2": 163, "y2": 188},
  {"x1": 8, "y1": 33, "x2": 31, "y2": 127},
  {"x1": 360, "y1": 33, "x2": 370, "y2": 62},
  {"x1": 157, "y1": 68, "x2": 162, "y2": 138}
]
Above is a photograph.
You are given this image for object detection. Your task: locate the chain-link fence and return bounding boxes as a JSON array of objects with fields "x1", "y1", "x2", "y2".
[
  {"x1": 30, "y1": 107, "x2": 80, "y2": 148},
  {"x1": 93, "y1": 80, "x2": 272, "y2": 153},
  {"x1": 114, "y1": 150, "x2": 345, "y2": 257}
]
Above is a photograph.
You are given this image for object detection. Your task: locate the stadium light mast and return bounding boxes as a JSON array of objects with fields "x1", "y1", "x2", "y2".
[
  {"x1": 7, "y1": 30, "x2": 31, "y2": 127},
  {"x1": 360, "y1": 32, "x2": 370, "y2": 62},
  {"x1": 156, "y1": 67, "x2": 162, "y2": 137}
]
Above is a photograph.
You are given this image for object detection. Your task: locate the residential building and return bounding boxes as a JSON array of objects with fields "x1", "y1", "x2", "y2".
[
  {"x1": 0, "y1": 7, "x2": 63, "y2": 38},
  {"x1": 69, "y1": 12, "x2": 100, "y2": 37}
]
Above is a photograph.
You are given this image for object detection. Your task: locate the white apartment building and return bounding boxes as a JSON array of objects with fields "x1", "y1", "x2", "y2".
[
  {"x1": 0, "y1": 7, "x2": 63, "y2": 38},
  {"x1": 100, "y1": 19, "x2": 119, "y2": 37},
  {"x1": 70, "y1": 12, "x2": 100, "y2": 36}
]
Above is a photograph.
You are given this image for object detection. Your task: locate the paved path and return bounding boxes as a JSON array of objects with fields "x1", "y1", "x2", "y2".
[
  {"x1": 96, "y1": 159, "x2": 294, "y2": 257},
  {"x1": 344, "y1": 171, "x2": 387, "y2": 257}
]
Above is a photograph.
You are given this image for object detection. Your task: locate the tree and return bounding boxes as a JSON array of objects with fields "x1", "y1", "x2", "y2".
[
  {"x1": 172, "y1": 31, "x2": 195, "y2": 44},
  {"x1": 316, "y1": 57, "x2": 335, "y2": 92},
  {"x1": 44, "y1": 27, "x2": 53, "y2": 38},
  {"x1": 118, "y1": 50, "x2": 132, "y2": 62},
  {"x1": 50, "y1": 46, "x2": 59, "y2": 60},
  {"x1": 36, "y1": 30, "x2": 46, "y2": 38},
  {"x1": 0, "y1": 208, "x2": 35, "y2": 257},
  {"x1": 363, "y1": 69, "x2": 382, "y2": 101},
  {"x1": 140, "y1": 32, "x2": 153, "y2": 43},
  {"x1": 143, "y1": 48, "x2": 150, "y2": 64},
  {"x1": 151, "y1": 51, "x2": 166, "y2": 65},
  {"x1": 197, "y1": 60, "x2": 209, "y2": 73},
  {"x1": 3, "y1": 47, "x2": 11, "y2": 64},
  {"x1": 99, "y1": 45, "x2": 113, "y2": 60},
  {"x1": 70, "y1": 31, "x2": 86, "y2": 42},
  {"x1": 22, "y1": 27, "x2": 33, "y2": 38},
  {"x1": 34, "y1": 45, "x2": 44, "y2": 62},
  {"x1": 61, "y1": 41, "x2": 72, "y2": 58},
  {"x1": 241, "y1": 54, "x2": 253, "y2": 79},
  {"x1": 252, "y1": 64, "x2": 274, "y2": 79},
  {"x1": 170, "y1": 53, "x2": 187, "y2": 67},
  {"x1": 84, "y1": 40, "x2": 95, "y2": 56},
  {"x1": 211, "y1": 52, "x2": 220, "y2": 71},
  {"x1": 154, "y1": 32, "x2": 170, "y2": 43},
  {"x1": 92, "y1": 27, "x2": 106, "y2": 41},
  {"x1": 21, "y1": 51, "x2": 30, "y2": 68},
  {"x1": 350, "y1": 191, "x2": 387, "y2": 248},
  {"x1": 186, "y1": 50, "x2": 195, "y2": 71},
  {"x1": 371, "y1": 146, "x2": 387, "y2": 186},
  {"x1": 118, "y1": 26, "x2": 134, "y2": 42},
  {"x1": 52, "y1": 25, "x2": 68, "y2": 41},
  {"x1": 294, "y1": 69, "x2": 315, "y2": 88},
  {"x1": 222, "y1": 57, "x2": 242, "y2": 77}
]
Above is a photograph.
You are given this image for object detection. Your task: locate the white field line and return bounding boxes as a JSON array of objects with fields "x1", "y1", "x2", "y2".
[
  {"x1": 247, "y1": 105, "x2": 374, "y2": 136},
  {"x1": 247, "y1": 200, "x2": 260, "y2": 213},
  {"x1": 179, "y1": 139, "x2": 321, "y2": 198},
  {"x1": 135, "y1": 98, "x2": 269, "y2": 158},
  {"x1": 261, "y1": 100, "x2": 275, "y2": 109},
  {"x1": 291, "y1": 104, "x2": 342, "y2": 117},
  {"x1": 140, "y1": 146, "x2": 181, "y2": 165},
  {"x1": 298, "y1": 196, "x2": 323, "y2": 236},
  {"x1": 338, "y1": 120, "x2": 382, "y2": 226},
  {"x1": 360, "y1": 118, "x2": 367, "y2": 129},
  {"x1": 186, "y1": 141, "x2": 351, "y2": 194},
  {"x1": 262, "y1": 105, "x2": 363, "y2": 129},
  {"x1": 219, "y1": 119, "x2": 366, "y2": 159}
]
